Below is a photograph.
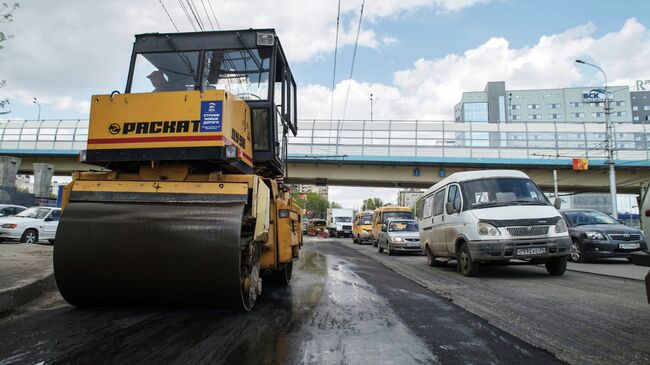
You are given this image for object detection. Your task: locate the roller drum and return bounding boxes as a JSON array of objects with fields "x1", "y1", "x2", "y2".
[{"x1": 54, "y1": 201, "x2": 252, "y2": 309}]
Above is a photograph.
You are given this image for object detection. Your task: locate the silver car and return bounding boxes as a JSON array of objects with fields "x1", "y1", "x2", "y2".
[{"x1": 377, "y1": 219, "x2": 422, "y2": 255}]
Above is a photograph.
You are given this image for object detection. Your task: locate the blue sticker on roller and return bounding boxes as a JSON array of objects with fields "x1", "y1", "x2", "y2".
[{"x1": 200, "y1": 100, "x2": 223, "y2": 132}]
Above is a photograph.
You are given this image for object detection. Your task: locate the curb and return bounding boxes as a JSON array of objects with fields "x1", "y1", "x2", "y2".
[
  {"x1": 566, "y1": 266, "x2": 647, "y2": 282},
  {"x1": 0, "y1": 272, "x2": 56, "y2": 313}
]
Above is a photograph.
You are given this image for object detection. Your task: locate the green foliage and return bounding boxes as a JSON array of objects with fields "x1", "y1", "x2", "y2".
[
  {"x1": 414, "y1": 197, "x2": 423, "y2": 218},
  {"x1": 329, "y1": 201, "x2": 342, "y2": 209},
  {"x1": 0, "y1": 3, "x2": 18, "y2": 115},
  {"x1": 290, "y1": 191, "x2": 338, "y2": 219},
  {"x1": 361, "y1": 197, "x2": 384, "y2": 211}
]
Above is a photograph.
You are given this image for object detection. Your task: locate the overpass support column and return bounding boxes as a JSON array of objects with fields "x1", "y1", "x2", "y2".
[
  {"x1": 33, "y1": 163, "x2": 55, "y2": 198},
  {"x1": 0, "y1": 156, "x2": 21, "y2": 189},
  {"x1": 0, "y1": 156, "x2": 21, "y2": 203}
]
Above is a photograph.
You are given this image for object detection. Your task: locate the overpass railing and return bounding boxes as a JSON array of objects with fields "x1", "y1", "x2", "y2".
[
  {"x1": 1, "y1": 119, "x2": 649, "y2": 163},
  {"x1": 0, "y1": 119, "x2": 88, "y2": 152},
  {"x1": 290, "y1": 119, "x2": 650, "y2": 163}
]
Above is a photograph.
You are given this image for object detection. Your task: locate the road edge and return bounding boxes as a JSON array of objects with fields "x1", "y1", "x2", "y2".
[
  {"x1": 0, "y1": 272, "x2": 56, "y2": 313},
  {"x1": 565, "y1": 266, "x2": 647, "y2": 282}
]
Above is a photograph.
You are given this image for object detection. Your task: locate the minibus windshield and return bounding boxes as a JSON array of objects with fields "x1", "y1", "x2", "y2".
[
  {"x1": 461, "y1": 178, "x2": 549, "y2": 210},
  {"x1": 383, "y1": 211, "x2": 413, "y2": 222},
  {"x1": 360, "y1": 215, "x2": 372, "y2": 225}
]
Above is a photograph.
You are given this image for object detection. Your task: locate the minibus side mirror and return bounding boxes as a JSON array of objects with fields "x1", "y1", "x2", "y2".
[{"x1": 554, "y1": 198, "x2": 562, "y2": 210}]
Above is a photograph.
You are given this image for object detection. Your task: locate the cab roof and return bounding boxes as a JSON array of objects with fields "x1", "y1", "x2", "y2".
[{"x1": 375, "y1": 206, "x2": 412, "y2": 212}]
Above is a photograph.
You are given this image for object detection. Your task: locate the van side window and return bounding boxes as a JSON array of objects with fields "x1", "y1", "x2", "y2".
[
  {"x1": 433, "y1": 190, "x2": 445, "y2": 216},
  {"x1": 422, "y1": 196, "x2": 433, "y2": 218},
  {"x1": 447, "y1": 185, "x2": 462, "y2": 213}
]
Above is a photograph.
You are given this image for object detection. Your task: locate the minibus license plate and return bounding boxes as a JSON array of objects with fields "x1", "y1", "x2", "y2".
[
  {"x1": 517, "y1": 247, "x2": 546, "y2": 256},
  {"x1": 619, "y1": 243, "x2": 640, "y2": 249}
]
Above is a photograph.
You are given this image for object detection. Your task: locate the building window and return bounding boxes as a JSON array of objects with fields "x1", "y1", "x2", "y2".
[
  {"x1": 633, "y1": 106, "x2": 639, "y2": 111},
  {"x1": 569, "y1": 112, "x2": 585, "y2": 118},
  {"x1": 616, "y1": 101, "x2": 626, "y2": 107},
  {"x1": 499, "y1": 96, "x2": 506, "y2": 122},
  {"x1": 463, "y1": 102, "x2": 489, "y2": 122},
  {"x1": 592, "y1": 112, "x2": 604, "y2": 118},
  {"x1": 511, "y1": 114, "x2": 522, "y2": 120},
  {"x1": 548, "y1": 113, "x2": 562, "y2": 119},
  {"x1": 634, "y1": 116, "x2": 640, "y2": 121},
  {"x1": 612, "y1": 111, "x2": 627, "y2": 117},
  {"x1": 548, "y1": 103, "x2": 561, "y2": 109},
  {"x1": 644, "y1": 106, "x2": 650, "y2": 111},
  {"x1": 529, "y1": 114, "x2": 542, "y2": 120},
  {"x1": 527, "y1": 104, "x2": 541, "y2": 109},
  {"x1": 509, "y1": 104, "x2": 521, "y2": 110},
  {"x1": 569, "y1": 102, "x2": 584, "y2": 107}
]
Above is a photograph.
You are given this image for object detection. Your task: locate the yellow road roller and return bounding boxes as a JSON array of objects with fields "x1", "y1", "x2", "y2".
[{"x1": 54, "y1": 29, "x2": 302, "y2": 311}]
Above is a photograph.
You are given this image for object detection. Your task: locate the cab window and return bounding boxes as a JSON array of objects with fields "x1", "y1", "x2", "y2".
[
  {"x1": 131, "y1": 51, "x2": 200, "y2": 93},
  {"x1": 422, "y1": 196, "x2": 433, "y2": 218},
  {"x1": 446, "y1": 185, "x2": 462, "y2": 213},
  {"x1": 49, "y1": 210, "x2": 61, "y2": 221},
  {"x1": 433, "y1": 190, "x2": 445, "y2": 216}
]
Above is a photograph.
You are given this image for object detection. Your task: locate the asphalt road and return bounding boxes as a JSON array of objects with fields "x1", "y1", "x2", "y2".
[
  {"x1": 337, "y1": 237, "x2": 650, "y2": 365},
  {"x1": 0, "y1": 236, "x2": 646, "y2": 365}
]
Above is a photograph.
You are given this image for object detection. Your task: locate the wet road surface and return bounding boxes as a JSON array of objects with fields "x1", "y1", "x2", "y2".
[
  {"x1": 338, "y1": 237, "x2": 650, "y2": 365},
  {"x1": 1, "y1": 236, "x2": 628, "y2": 364}
]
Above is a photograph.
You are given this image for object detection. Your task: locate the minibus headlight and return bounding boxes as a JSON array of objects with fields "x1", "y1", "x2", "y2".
[
  {"x1": 391, "y1": 237, "x2": 404, "y2": 243},
  {"x1": 478, "y1": 222, "x2": 500, "y2": 236},
  {"x1": 555, "y1": 219, "x2": 568, "y2": 233}
]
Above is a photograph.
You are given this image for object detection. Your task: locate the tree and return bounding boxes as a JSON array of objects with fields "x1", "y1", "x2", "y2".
[
  {"x1": 329, "y1": 201, "x2": 342, "y2": 209},
  {"x1": 290, "y1": 191, "x2": 330, "y2": 219},
  {"x1": 361, "y1": 197, "x2": 384, "y2": 211},
  {"x1": 414, "y1": 197, "x2": 423, "y2": 218},
  {"x1": 0, "y1": 3, "x2": 19, "y2": 115}
]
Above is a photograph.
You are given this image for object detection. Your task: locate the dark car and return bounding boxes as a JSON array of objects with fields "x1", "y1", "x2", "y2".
[{"x1": 561, "y1": 209, "x2": 647, "y2": 262}]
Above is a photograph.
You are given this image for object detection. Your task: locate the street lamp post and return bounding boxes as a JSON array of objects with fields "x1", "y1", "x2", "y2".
[
  {"x1": 33, "y1": 97, "x2": 41, "y2": 121},
  {"x1": 575, "y1": 59, "x2": 618, "y2": 218}
]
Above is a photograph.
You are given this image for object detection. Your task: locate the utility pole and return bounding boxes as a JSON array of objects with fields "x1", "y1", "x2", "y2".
[
  {"x1": 575, "y1": 59, "x2": 618, "y2": 218},
  {"x1": 33, "y1": 97, "x2": 41, "y2": 121},
  {"x1": 370, "y1": 93, "x2": 374, "y2": 122}
]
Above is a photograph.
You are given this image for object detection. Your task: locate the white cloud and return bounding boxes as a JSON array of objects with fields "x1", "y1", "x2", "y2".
[
  {"x1": 299, "y1": 18, "x2": 650, "y2": 121},
  {"x1": 0, "y1": 0, "x2": 487, "y2": 117},
  {"x1": 329, "y1": 186, "x2": 400, "y2": 210}
]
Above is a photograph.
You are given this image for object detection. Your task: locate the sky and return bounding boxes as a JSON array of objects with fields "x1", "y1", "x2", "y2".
[{"x1": 2, "y1": 0, "x2": 650, "y2": 209}]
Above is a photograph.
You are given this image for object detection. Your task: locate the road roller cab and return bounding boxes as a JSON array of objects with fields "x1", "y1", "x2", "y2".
[
  {"x1": 84, "y1": 29, "x2": 296, "y2": 177},
  {"x1": 55, "y1": 29, "x2": 301, "y2": 312}
]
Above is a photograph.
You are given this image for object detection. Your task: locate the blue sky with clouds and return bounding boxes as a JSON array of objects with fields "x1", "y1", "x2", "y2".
[
  {"x1": 293, "y1": 0, "x2": 650, "y2": 89},
  {"x1": 1, "y1": 0, "x2": 649, "y2": 208}
]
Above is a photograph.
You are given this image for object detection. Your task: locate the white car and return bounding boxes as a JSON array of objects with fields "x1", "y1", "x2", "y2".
[
  {"x1": 0, "y1": 204, "x2": 27, "y2": 217},
  {"x1": 0, "y1": 206, "x2": 61, "y2": 244}
]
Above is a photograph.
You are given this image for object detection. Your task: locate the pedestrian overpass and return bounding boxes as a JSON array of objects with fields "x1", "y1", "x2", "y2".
[{"x1": 1, "y1": 119, "x2": 649, "y2": 193}]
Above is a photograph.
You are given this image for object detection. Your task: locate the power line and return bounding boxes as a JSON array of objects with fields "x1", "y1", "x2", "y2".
[
  {"x1": 341, "y1": 0, "x2": 365, "y2": 120},
  {"x1": 329, "y1": 0, "x2": 341, "y2": 122},
  {"x1": 199, "y1": 0, "x2": 215, "y2": 30},
  {"x1": 186, "y1": 0, "x2": 205, "y2": 31},
  {"x1": 177, "y1": 0, "x2": 197, "y2": 31},
  {"x1": 207, "y1": 0, "x2": 221, "y2": 29},
  {"x1": 158, "y1": 0, "x2": 180, "y2": 32}
]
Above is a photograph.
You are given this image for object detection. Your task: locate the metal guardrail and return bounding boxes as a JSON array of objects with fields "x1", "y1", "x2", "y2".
[
  {"x1": 0, "y1": 119, "x2": 649, "y2": 163},
  {"x1": 0, "y1": 119, "x2": 88, "y2": 152},
  {"x1": 291, "y1": 119, "x2": 650, "y2": 163}
]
